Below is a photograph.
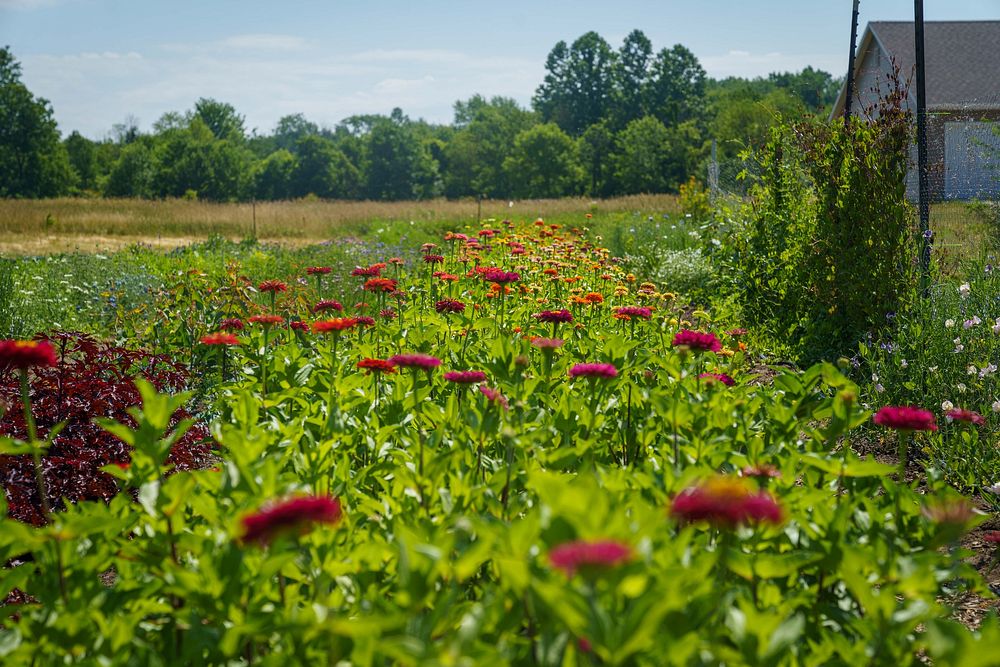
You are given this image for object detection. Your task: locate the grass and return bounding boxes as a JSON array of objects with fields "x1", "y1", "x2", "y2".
[
  {"x1": 0, "y1": 195, "x2": 680, "y2": 255},
  {"x1": 927, "y1": 201, "x2": 993, "y2": 275}
]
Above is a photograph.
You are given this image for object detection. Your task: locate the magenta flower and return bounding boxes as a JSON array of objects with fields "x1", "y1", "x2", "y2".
[
  {"x1": 388, "y1": 353, "x2": 442, "y2": 370},
  {"x1": 482, "y1": 268, "x2": 520, "y2": 284},
  {"x1": 945, "y1": 408, "x2": 986, "y2": 425},
  {"x1": 534, "y1": 309, "x2": 574, "y2": 324},
  {"x1": 443, "y1": 370, "x2": 488, "y2": 384},
  {"x1": 699, "y1": 372, "x2": 735, "y2": 386},
  {"x1": 531, "y1": 337, "x2": 564, "y2": 350},
  {"x1": 615, "y1": 306, "x2": 652, "y2": 319},
  {"x1": 240, "y1": 495, "x2": 343, "y2": 546},
  {"x1": 569, "y1": 362, "x2": 618, "y2": 379},
  {"x1": 549, "y1": 539, "x2": 631, "y2": 577},
  {"x1": 671, "y1": 330, "x2": 722, "y2": 353},
  {"x1": 670, "y1": 477, "x2": 783, "y2": 528},
  {"x1": 479, "y1": 385, "x2": 509, "y2": 410},
  {"x1": 873, "y1": 406, "x2": 938, "y2": 432},
  {"x1": 435, "y1": 299, "x2": 466, "y2": 314}
]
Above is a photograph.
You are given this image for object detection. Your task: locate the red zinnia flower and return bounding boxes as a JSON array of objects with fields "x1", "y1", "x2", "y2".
[
  {"x1": 200, "y1": 333, "x2": 240, "y2": 346},
  {"x1": 671, "y1": 330, "x2": 722, "y2": 353},
  {"x1": 357, "y1": 358, "x2": 396, "y2": 374},
  {"x1": 435, "y1": 299, "x2": 466, "y2": 314},
  {"x1": 443, "y1": 370, "x2": 488, "y2": 384},
  {"x1": 699, "y1": 372, "x2": 735, "y2": 386},
  {"x1": 873, "y1": 406, "x2": 938, "y2": 432},
  {"x1": 548, "y1": 539, "x2": 631, "y2": 577},
  {"x1": 258, "y1": 280, "x2": 288, "y2": 293},
  {"x1": 290, "y1": 321, "x2": 309, "y2": 332},
  {"x1": 314, "y1": 299, "x2": 344, "y2": 313},
  {"x1": 306, "y1": 266, "x2": 332, "y2": 275},
  {"x1": 670, "y1": 477, "x2": 783, "y2": 528},
  {"x1": 982, "y1": 530, "x2": 1000, "y2": 544},
  {"x1": 351, "y1": 266, "x2": 382, "y2": 277},
  {"x1": 569, "y1": 363, "x2": 617, "y2": 379},
  {"x1": 423, "y1": 254, "x2": 445, "y2": 264},
  {"x1": 534, "y1": 309, "x2": 574, "y2": 324},
  {"x1": 219, "y1": 318, "x2": 245, "y2": 331},
  {"x1": 945, "y1": 408, "x2": 986, "y2": 425},
  {"x1": 388, "y1": 353, "x2": 441, "y2": 370},
  {"x1": 240, "y1": 495, "x2": 343, "y2": 546},
  {"x1": 364, "y1": 278, "x2": 398, "y2": 292},
  {"x1": 248, "y1": 314, "x2": 285, "y2": 326},
  {"x1": 313, "y1": 318, "x2": 358, "y2": 333},
  {"x1": 0, "y1": 339, "x2": 58, "y2": 370},
  {"x1": 354, "y1": 316, "x2": 375, "y2": 327},
  {"x1": 379, "y1": 308, "x2": 397, "y2": 319}
]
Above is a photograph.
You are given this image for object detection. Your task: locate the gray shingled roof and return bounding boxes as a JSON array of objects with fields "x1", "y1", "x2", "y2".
[{"x1": 869, "y1": 21, "x2": 1000, "y2": 108}]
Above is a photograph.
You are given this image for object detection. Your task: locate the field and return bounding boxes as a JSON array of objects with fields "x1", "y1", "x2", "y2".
[
  {"x1": 0, "y1": 195, "x2": 679, "y2": 254},
  {"x1": 1, "y1": 195, "x2": 999, "y2": 665}
]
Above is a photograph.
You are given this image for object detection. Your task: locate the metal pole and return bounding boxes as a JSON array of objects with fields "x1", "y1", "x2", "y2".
[
  {"x1": 914, "y1": 0, "x2": 931, "y2": 294},
  {"x1": 844, "y1": 0, "x2": 861, "y2": 120}
]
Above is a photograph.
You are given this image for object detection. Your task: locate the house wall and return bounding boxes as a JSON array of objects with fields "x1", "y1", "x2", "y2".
[
  {"x1": 852, "y1": 39, "x2": 908, "y2": 117},
  {"x1": 926, "y1": 109, "x2": 1000, "y2": 200}
]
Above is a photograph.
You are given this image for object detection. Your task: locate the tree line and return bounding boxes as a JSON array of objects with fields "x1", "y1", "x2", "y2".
[{"x1": 1, "y1": 30, "x2": 841, "y2": 201}]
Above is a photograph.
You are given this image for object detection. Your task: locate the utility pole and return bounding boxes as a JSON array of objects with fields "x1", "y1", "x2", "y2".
[
  {"x1": 844, "y1": 0, "x2": 861, "y2": 120},
  {"x1": 914, "y1": 0, "x2": 931, "y2": 294}
]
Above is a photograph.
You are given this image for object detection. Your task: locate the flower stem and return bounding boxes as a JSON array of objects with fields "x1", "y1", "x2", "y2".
[{"x1": 20, "y1": 369, "x2": 51, "y2": 519}]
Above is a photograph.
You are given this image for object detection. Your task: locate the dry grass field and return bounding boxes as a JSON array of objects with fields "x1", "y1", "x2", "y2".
[{"x1": 0, "y1": 195, "x2": 680, "y2": 254}]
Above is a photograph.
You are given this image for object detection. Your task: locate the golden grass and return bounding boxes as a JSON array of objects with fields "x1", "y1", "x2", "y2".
[{"x1": 0, "y1": 195, "x2": 680, "y2": 255}]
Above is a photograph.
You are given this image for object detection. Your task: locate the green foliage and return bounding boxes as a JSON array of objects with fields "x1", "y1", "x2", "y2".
[
  {"x1": 732, "y1": 91, "x2": 915, "y2": 363},
  {"x1": 0, "y1": 46, "x2": 74, "y2": 198},
  {"x1": 503, "y1": 123, "x2": 583, "y2": 198},
  {"x1": 614, "y1": 116, "x2": 700, "y2": 194}
]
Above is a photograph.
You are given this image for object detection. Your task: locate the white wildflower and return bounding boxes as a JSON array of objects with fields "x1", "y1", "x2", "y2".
[
  {"x1": 945, "y1": 319, "x2": 955, "y2": 328},
  {"x1": 941, "y1": 400, "x2": 954, "y2": 412},
  {"x1": 957, "y1": 383, "x2": 967, "y2": 393},
  {"x1": 958, "y1": 282, "x2": 971, "y2": 297},
  {"x1": 968, "y1": 364, "x2": 978, "y2": 376}
]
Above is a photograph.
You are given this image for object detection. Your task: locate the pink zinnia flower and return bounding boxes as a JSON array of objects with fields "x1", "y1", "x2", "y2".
[
  {"x1": 314, "y1": 299, "x2": 344, "y2": 313},
  {"x1": 240, "y1": 495, "x2": 343, "y2": 546},
  {"x1": 531, "y1": 337, "x2": 564, "y2": 350},
  {"x1": 0, "y1": 339, "x2": 58, "y2": 370},
  {"x1": 569, "y1": 363, "x2": 617, "y2": 379},
  {"x1": 306, "y1": 266, "x2": 332, "y2": 275},
  {"x1": 945, "y1": 408, "x2": 986, "y2": 425},
  {"x1": 873, "y1": 406, "x2": 938, "y2": 431},
  {"x1": 670, "y1": 477, "x2": 783, "y2": 528},
  {"x1": 351, "y1": 266, "x2": 382, "y2": 277},
  {"x1": 479, "y1": 385, "x2": 509, "y2": 410},
  {"x1": 354, "y1": 316, "x2": 376, "y2": 327},
  {"x1": 219, "y1": 318, "x2": 245, "y2": 331},
  {"x1": 548, "y1": 539, "x2": 631, "y2": 577},
  {"x1": 615, "y1": 306, "x2": 652, "y2": 319},
  {"x1": 671, "y1": 330, "x2": 722, "y2": 353},
  {"x1": 200, "y1": 333, "x2": 240, "y2": 346},
  {"x1": 443, "y1": 370, "x2": 487, "y2": 384},
  {"x1": 741, "y1": 463, "x2": 781, "y2": 479},
  {"x1": 289, "y1": 321, "x2": 309, "y2": 332},
  {"x1": 699, "y1": 372, "x2": 735, "y2": 386},
  {"x1": 423, "y1": 254, "x2": 445, "y2": 264},
  {"x1": 388, "y1": 353, "x2": 442, "y2": 370},
  {"x1": 482, "y1": 268, "x2": 519, "y2": 284},
  {"x1": 534, "y1": 309, "x2": 574, "y2": 324}
]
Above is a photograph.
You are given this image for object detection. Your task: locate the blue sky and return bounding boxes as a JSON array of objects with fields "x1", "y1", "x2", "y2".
[{"x1": 1, "y1": 0, "x2": 997, "y2": 138}]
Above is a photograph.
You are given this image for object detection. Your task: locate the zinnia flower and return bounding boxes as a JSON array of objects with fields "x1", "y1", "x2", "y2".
[
  {"x1": 670, "y1": 477, "x2": 783, "y2": 527},
  {"x1": 314, "y1": 299, "x2": 344, "y2": 313},
  {"x1": 351, "y1": 266, "x2": 382, "y2": 277},
  {"x1": 240, "y1": 495, "x2": 343, "y2": 546},
  {"x1": 258, "y1": 280, "x2": 288, "y2": 293},
  {"x1": 306, "y1": 266, "x2": 332, "y2": 275},
  {"x1": 873, "y1": 406, "x2": 937, "y2": 431},
  {"x1": 569, "y1": 363, "x2": 617, "y2": 379},
  {"x1": 671, "y1": 330, "x2": 722, "y2": 353},
  {"x1": 0, "y1": 339, "x2": 58, "y2": 370},
  {"x1": 443, "y1": 370, "x2": 487, "y2": 384},
  {"x1": 479, "y1": 385, "x2": 509, "y2": 410},
  {"x1": 388, "y1": 353, "x2": 442, "y2": 370},
  {"x1": 219, "y1": 318, "x2": 245, "y2": 331},
  {"x1": 354, "y1": 316, "x2": 376, "y2": 327},
  {"x1": 548, "y1": 539, "x2": 631, "y2": 577},
  {"x1": 290, "y1": 321, "x2": 309, "y2": 332},
  {"x1": 945, "y1": 408, "x2": 986, "y2": 425},
  {"x1": 699, "y1": 372, "x2": 735, "y2": 386},
  {"x1": 200, "y1": 333, "x2": 240, "y2": 346},
  {"x1": 248, "y1": 315, "x2": 285, "y2": 326},
  {"x1": 482, "y1": 268, "x2": 519, "y2": 284},
  {"x1": 436, "y1": 299, "x2": 466, "y2": 314},
  {"x1": 531, "y1": 337, "x2": 564, "y2": 349},
  {"x1": 423, "y1": 254, "x2": 445, "y2": 264},
  {"x1": 741, "y1": 464, "x2": 781, "y2": 479},
  {"x1": 615, "y1": 306, "x2": 652, "y2": 319},
  {"x1": 313, "y1": 318, "x2": 359, "y2": 334},
  {"x1": 357, "y1": 358, "x2": 396, "y2": 374},
  {"x1": 363, "y1": 278, "x2": 398, "y2": 292},
  {"x1": 534, "y1": 309, "x2": 574, "y2": 324}
]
